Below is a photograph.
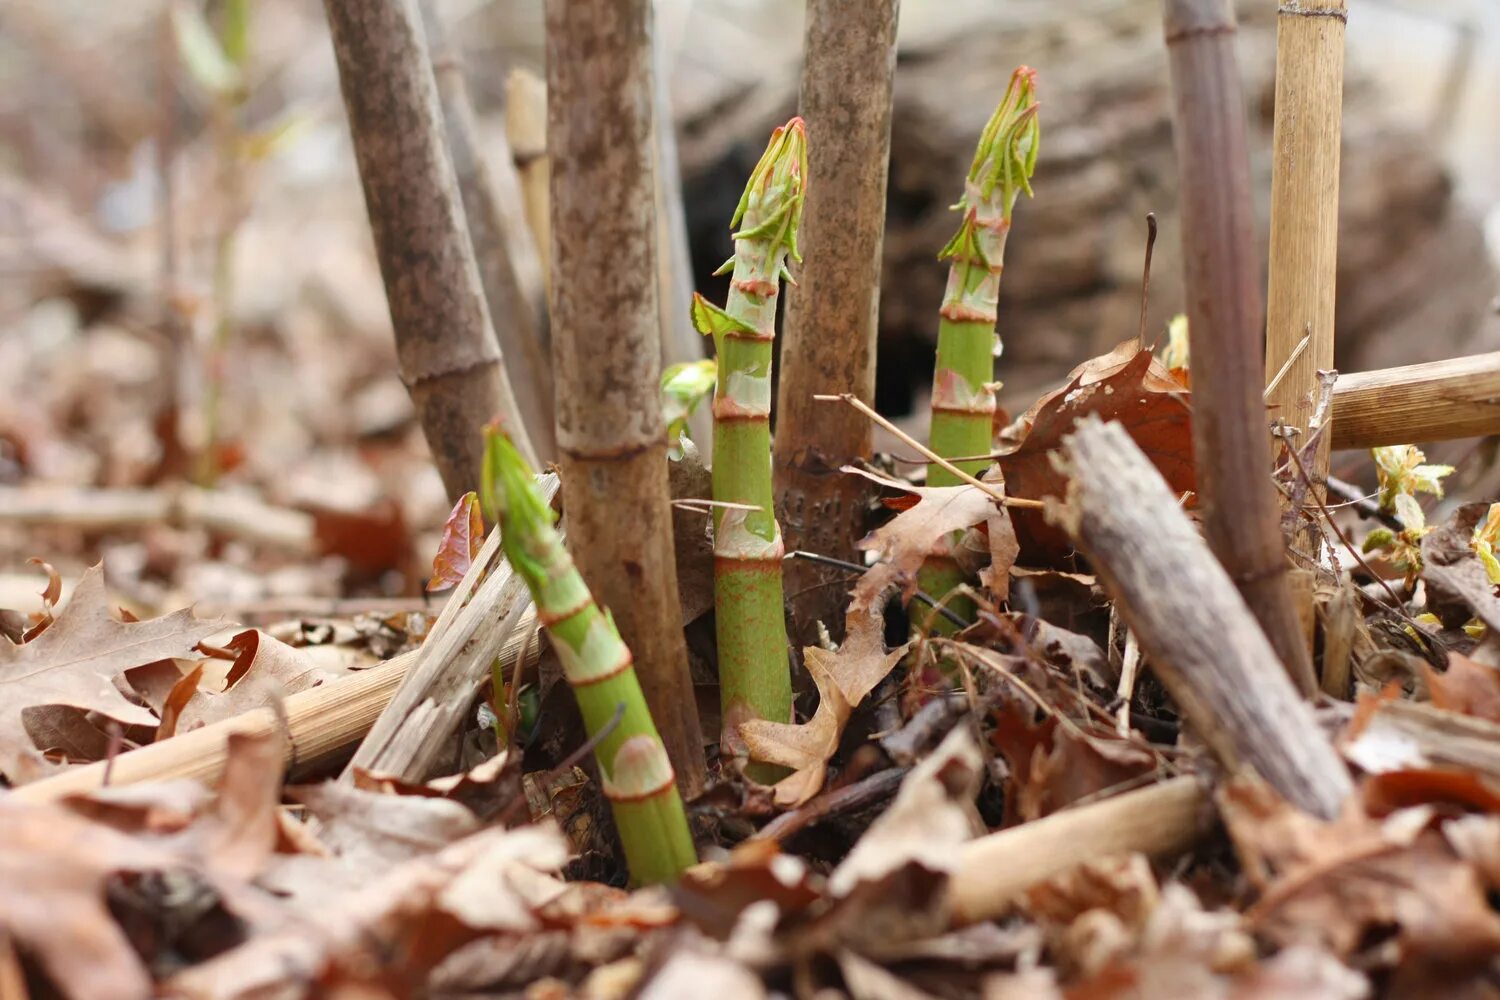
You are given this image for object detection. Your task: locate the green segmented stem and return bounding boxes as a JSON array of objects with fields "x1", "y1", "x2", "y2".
[
  {"x1": 918, "y1": 67, "x2": 1039, "y2": 639},
  {"x1": 693, "y1": 118, "x2": 807, "y2": 769},
  {"x1": 481, "y1": 427, "x2": 696, "y2": 885}
]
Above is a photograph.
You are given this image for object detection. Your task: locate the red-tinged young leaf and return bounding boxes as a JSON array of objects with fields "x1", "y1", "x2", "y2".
[
  {"x1": 997, "y1": 340, "x2": 1194, "y2": 561},
  {"x1": 843, "y1": 465, "x2": 997, "y2": 600},
  {"x1": 0, "y1": 564, "x2": 225, "y2": 780},
  {"x1": 428, "y1": 491, "x2": 484, "y2": 592}
]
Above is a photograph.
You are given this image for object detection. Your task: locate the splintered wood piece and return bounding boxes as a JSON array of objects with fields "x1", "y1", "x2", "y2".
[
  {"x1": 1049, "y1": 417, "x2": 1353, "y2": 819},
  {"x1": 345, "y1": 475, "x2": 560, "y2": 783}
]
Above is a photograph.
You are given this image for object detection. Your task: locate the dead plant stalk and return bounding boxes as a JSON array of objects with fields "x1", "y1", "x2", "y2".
[
  {"x1": 545, "y1": 0, "x2": 705, "y2": 796},
  {"x1": 1264, "y1": 0, "x2": 1347, "y2": 549},
  {"x1": 1161, "y1": 0, "x2": 1316, "y2": 696},
  {"x1": 773, "y1": 0, "x2": 901, "y2": 643},
  {"x1": 417, "y1": 0, "x2": 554, "y2": 461},
  {"x1": 322, "y1": 0, "x2": 537, "y2": 498}
]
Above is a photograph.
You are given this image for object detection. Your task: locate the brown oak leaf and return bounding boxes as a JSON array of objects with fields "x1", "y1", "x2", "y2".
[
  {"x1": 844, "y1": 465, "x2": 997, "y2": 600},
  {"x1": 0, "y1": 564, "x2": 222, "y2": 779},
  {"x1": 158, "y1": 629, "x2": 337, "y2": 739},
  {"x1": 997, "y1": 340, "x2": 1194, "y2": 561},
  {"x1": 740, "y1": 597, "x2": 910, "y2": 807}
]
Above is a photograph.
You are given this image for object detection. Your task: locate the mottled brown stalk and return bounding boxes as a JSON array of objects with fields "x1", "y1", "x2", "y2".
[
  {"x1": 1264, "y1": 0, "x2": 1346, "y2": 549},
  {"x1": 323, "y1": 0, "x2": 535, "y2": 498},
  {"x1": 1052, "y1": 418, "x2": 1352, "y2": 819},
  {"x1": 418, "y1": 0, "x2": 554, "y2": 461},
  {"x1": 1161, "y1": 0, "x2": 1315, "y2": 697},
  {"x1": 545, "y1": 0, "x2": 705, "y2": 797},
  {"x1": 773, "y1": 0, "x2": 900, "y2": 643}
]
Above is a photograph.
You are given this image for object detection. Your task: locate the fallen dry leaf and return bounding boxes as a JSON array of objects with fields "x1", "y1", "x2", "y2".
[
  {"x1": 0, "y1": 563, "x2": 222, "y2": 778},
  {"x1": 1219, "y1": 777, "x2": 1500, "y2": 973},
  {"x1": 426, "y1": 491, "x2": 483, "y2": 592},
  {"x1": 1420, "y1": 502, "x2": 1500, "y2": 632},
  {"x1": 740, "y1": 596, "x2": 910, "y2": 807},
  {"x1": 1424, "y1": 652, "x2": 1500, "y2": 723},
  {"x1": 996, "y1": 341, "x2": 1193, "y2": 561},
  {"x1": 845, "y1": 465, "x2": 997, "y2": 600},
  {"x1": 829, "y1": 726, "x2": 983, "y2": 897},
  {"x1": 289, "y1": 780, "x2": 479, "y2": 868},
  {"x1": 0, "y1": 797, "x2": 179, "y2": 1000},
  {"x1": 979, "y1": 509, "x2": 1020, "y2": 602},
  {"x1": 162, "y1": 629, "x2": 338, "y2": 738},
  {"x1": 166, "y1": 821, "x2": 570, "y2": 1000}
]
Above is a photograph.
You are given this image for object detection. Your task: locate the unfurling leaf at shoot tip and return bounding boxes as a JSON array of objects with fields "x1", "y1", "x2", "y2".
[{"x1": 729, "y1": 117, "x2": 808, "y2": 265}]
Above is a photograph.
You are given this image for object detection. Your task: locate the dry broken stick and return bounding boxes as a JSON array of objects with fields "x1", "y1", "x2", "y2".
[
  {"x1": 694, "y1": 118, "x2": 807, "y2": 768},
  {"x1": 1049, "y1": 417, "x2": 1352, "y2": 819},
  {"x1": 483, "y1": 427, "x2": 697, "y2": 885},
  {"x1": 919, "y1": 66, "x2": 1039, "y2": 638},
  {"x1": 1331, "y1": 351, "x2": 1500, "y2": 450},
  {"x1": 773, "y1": 0, "x2": 900, "y2": 644},
  {"x1": 545, "y1": 0, "x2": 705, "y2": 795},
  {"x1": 1162, "y1": 0, "x2": 1316, "y2": 696},
  {"x1": 322, "y1": 0, "x2": 536, "y2": 496},
  {"x1": 950, "y1": 775, "x2": 1212, "y2": 925}
]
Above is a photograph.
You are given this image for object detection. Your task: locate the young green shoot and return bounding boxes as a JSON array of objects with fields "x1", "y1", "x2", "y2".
[
  {"x1": 481, "y1": 425, "x2": 697, "y2": 885},
  {"x1": 692, "y1": 118, "x2": 807, "y2": 775},
  {"x1": 919, "y1": 67, "x2": 1039, "y2": 642}
]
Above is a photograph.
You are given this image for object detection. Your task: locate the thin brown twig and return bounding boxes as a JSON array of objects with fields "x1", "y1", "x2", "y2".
[
  {"x1": 813, "y1": 394, "x2": 1044, "y2": 509},
  {"x1": 1138, "y1": 212, "x2": 1158, "y2": 349},
  {"x1": 1282, "y1": 436, "x2": 1421, "y2": 625}
]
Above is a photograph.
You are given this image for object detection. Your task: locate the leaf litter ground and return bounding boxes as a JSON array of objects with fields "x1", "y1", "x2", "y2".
[{"x1": 6, "y1": 340, "x2": 1500, "y2": 998}]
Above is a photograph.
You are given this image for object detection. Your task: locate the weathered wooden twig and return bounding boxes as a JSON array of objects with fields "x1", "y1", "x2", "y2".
[
  {"x1": 773, "y1": 0, "x2": 900, "y2": 643},
  {"x1": 545, "y1": 0, "x2": 705, "y2": 796},
  {"x1": 951, "y1": 775, "x2": 1212, "y2": 924},
  {"x1": 1330, "y1": 352, "x2": 1500, "y2": 449},
  {"x1": 343, "y1": 474, "x2": 559, "y2": 782},
  {"x1": 1264, "y1": 0, "x2": 1346, "y2": 549},
  {"x1": 417, "y1": 0, "x2": 554, "y2": 461},
  {"x1": 322, "y1": 0, "x2": 536, "y2": 497},
  {"x1": 1162, "y1": 0, "x2": 1315, "y2": 696},
  {"x1": 0, "y1": 485, "x2": 314, "y2": 553},
  {"x1": 1049, "y1": 418, "x2": 1353, "y2": 819}
]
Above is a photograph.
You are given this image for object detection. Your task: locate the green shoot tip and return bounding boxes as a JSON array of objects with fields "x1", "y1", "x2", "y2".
[
  {"x1": 966, "y1": 66, "x2": 1041, "y2": 220},
  {"x1": 729, "y1": 116, "x2": 809, "y2": 263}
]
